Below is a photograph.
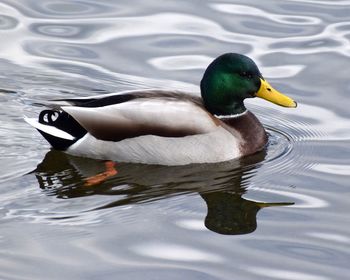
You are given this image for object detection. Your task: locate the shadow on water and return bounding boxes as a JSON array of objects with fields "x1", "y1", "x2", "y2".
[{"x1": 33, "y1": 150, "x2": 293, "y2": 235}]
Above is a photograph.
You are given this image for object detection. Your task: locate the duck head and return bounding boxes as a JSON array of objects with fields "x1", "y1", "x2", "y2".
[{"x1": 200, "y1": 53, "x2": 297, "y2": 116}]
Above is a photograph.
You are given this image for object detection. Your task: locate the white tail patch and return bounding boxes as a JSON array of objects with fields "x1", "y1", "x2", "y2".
[{"x1": 24, "y1": 116, "x2": 75, "y2": 141}]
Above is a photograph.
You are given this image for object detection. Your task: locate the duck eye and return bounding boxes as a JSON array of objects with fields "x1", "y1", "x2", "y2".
[{"x1": 240, "y1": 72, "x2": 253, "y2": 79}]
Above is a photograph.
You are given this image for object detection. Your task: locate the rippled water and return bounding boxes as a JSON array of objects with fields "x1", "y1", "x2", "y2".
[{"x1": 1, "y1": 0, "x2": 350, "y2": 279}]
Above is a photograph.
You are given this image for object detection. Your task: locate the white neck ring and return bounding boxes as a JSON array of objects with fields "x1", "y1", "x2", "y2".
[{"x1": 214, "y1": 110, "x2": 248, "y2": 119}]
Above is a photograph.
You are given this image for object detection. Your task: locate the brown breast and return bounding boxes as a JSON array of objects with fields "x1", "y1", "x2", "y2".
[{"x1": 219, "y1": 111, "x2": 268, "y2": 156}]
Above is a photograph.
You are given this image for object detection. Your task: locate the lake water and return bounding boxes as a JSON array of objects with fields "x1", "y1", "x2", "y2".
[{"x1": 1, "y1": 0, "x2": 350, "y2": 279}]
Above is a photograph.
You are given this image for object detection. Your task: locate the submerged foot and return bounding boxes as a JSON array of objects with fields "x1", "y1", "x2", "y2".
[{"x1": 84, "y1": 161, "x2": 118, "y2": 186}]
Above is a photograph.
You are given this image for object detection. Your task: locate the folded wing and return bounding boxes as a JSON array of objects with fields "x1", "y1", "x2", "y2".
[{"x1": 63, "y1": 97, "x2": 220, "y2": 142}]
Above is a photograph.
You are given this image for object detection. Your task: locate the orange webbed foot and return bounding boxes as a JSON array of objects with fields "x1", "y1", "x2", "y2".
[{"x1": 84, "y1": 161, "x2": 118, "y2": 186}]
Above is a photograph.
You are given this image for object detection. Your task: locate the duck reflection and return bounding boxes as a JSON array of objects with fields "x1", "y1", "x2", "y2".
[{"x1": 34, "y1": 150, "x2": 292, "y2": 235}]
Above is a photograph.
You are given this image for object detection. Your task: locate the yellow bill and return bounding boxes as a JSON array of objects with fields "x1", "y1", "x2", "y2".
[{"x1": 256, "y1": 78, "x2": 297, "y2": 108}]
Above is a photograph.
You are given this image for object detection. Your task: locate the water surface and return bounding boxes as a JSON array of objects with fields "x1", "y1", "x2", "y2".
[{"x1": 1, "y1": 0, "x2": 350, "y2": 279}]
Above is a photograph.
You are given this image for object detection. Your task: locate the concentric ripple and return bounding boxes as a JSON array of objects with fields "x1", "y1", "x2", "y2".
[
  {"x1": 241, "y1": 101, "x2": 335, "y2": 210},
  {"x1": 251, "y1": 102, "x2": 325, "y2": 177}
]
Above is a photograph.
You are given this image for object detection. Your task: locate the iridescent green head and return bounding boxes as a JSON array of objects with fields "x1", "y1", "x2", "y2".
[{"x1": 200, "y1": 53, "x2": 296, "y2": 116}]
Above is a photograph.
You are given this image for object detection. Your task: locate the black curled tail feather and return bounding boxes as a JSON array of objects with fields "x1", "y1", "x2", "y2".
[{"x1": 38, "y1": 110, "x2": 87, "y2": 150}]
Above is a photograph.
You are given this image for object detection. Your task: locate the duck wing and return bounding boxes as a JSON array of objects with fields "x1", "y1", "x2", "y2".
[{"x1": 60, "y1": 90, "x2": 220, "y2": 142}]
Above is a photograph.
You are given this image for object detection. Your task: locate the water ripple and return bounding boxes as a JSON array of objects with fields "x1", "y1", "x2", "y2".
[
  {"x1": 211, "y1": 4, "x2": 322, "y2": 25},
  {"x1": 24, "y1": 41, "x2": 99, "y2": 60},
  {"x1": 149, "y1": 55, "x2": 211, "y2": 70},
  {"x1": 29, "y1": 23, "x2": 104, "y2": 39},
  {"x1": 311, "y1": 163, "x2": 350, "y2": 176},
  {"x1": 0, "y1": 14, "x2": 18, "y2": 30},
  {"x1": 1, "y1": 0, "x2": 350, "y2": 279},
  {"x1": 10, "y1": 0, "x2": 119, "y2": 18},
  {"x1": 132, "y1": 243, "x2": 223, "y2": 262},
  {"x1": 249, "y1": 267, "x2": 330, "y2": 280},
  {"x1": 286, "y1": 0, "x2": 350, "y2": 7}
]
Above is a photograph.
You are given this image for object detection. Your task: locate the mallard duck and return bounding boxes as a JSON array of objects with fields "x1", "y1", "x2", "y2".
[{"x1": 25, "y1": 53, "x2": 296, "y2": 165}]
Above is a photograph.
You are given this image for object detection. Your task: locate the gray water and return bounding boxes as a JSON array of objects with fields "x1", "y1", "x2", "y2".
[{"x1": 1, "y1": 0, "x2": 350, "y2": 279}]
